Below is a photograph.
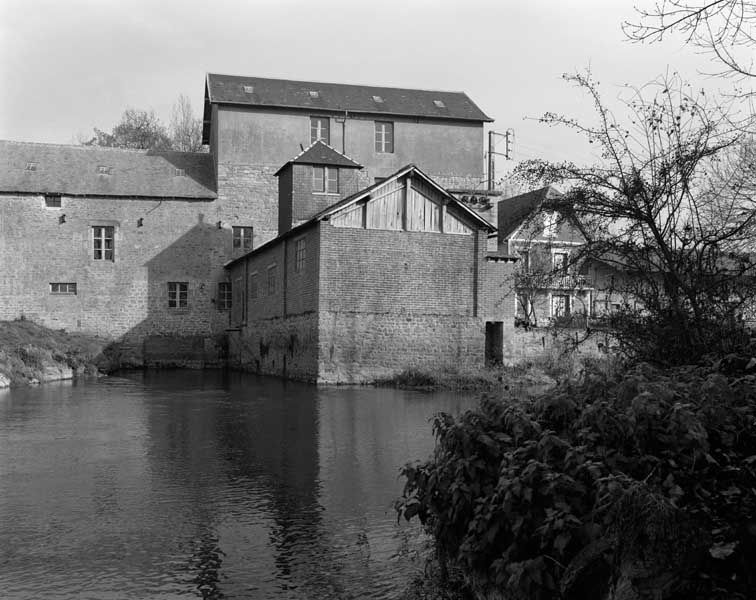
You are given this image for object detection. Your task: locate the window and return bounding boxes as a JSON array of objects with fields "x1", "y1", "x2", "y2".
[
  {"x1": 553, "y1": 251, "x2": 568, "y2": 272},
  {"x1": 97, "y1": 165, "x2": 113, "y2": 175},
  {"x1": 45, "y1": 195, "x2": 61, "y2": 208},
  {"x1": 519, "y1": 249, "x2": 530, "y2": 273},
  {"x1": 50, "y1": 282, "x2": 76, "y2": 295},
  {"x1": 375, "y1": 121, "x2": 394, "y2": 153},
  {"x1": 250, "y1": 273, "x2": 259, "y2": 299},
  {"x1": 294, "y1": 238, "x2": 306, "y2": 272},
  {"x1": 217, "y1": 282, "x2": 232, "y2": 310},
  {"x1": 310, "y1": 117, "x2": 329, "y2": 144},
  {"x1": 267, "y1": 265, "x2": 277, "y2": 295},
  {"x1": 552, "y1": 294, "x2": 570, "y2": 318},
  {"x1": 168, "y1": 282, "x2": 188, "y2": 308},
  {"x1": 92, "y1": 226, "x2": 114, "y2": 261},
  {"x1": 312, "y1": 166, "x2": 338, "y2": 193},
  {"x1": 543, "y1": 211, "x2": 558, "y2": 237},
  {"x1": 232, "y1": 226, "x2": 253, "y2": 250},
  {"x1": 433, "y1": 99, "x2": 446, "y2": 108}
]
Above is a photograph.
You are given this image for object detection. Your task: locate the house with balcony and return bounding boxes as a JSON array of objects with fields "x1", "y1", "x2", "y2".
[{"x1": 497, "y1": 186, "x2": 594, "y2": 326}]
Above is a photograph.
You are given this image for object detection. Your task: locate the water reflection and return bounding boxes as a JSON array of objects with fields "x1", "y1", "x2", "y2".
[{"x1": 0, "y1": 371, "x2": 477, "y2": 599}]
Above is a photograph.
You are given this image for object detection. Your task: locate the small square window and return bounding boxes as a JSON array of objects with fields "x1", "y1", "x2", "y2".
[
  {"x1": 243, "y1": 85, "x2": 254, "y2": 94},
  {"x1": 267, "y1": 264, "x2": 277, "y2": 295},
  {"x1": 232, "y1": 226, "x2": 253, "y2": 250},
  {"x1": 375, "y1": 121, "x2": 394, "y2": 153},
  {"x1": 25, "y1": 162, "x2": 37, "y2": 171},
  {"x1": 45, "y1": 195, "x2": 61, "y2": 208},
  {"x1": 308, "y1": 90, "x2": 320, "y2": 99},
  {"x1": 92, "y1": 226, "x2": 115, "y2": 261},
  {"x1": 97, "y1": 165, "x2": 112, "y2": 175},
  {"x1": 50, "y1": 282, "x2": 77, "y2": 295},
  {"x1": 173, "y1": 168, "x2": 185, "y2": 177},
  {"x1": 372, "y1": 95, "x2": 384, "y2": 103},
  {"x1": 310, "y1": 117, "x2": 330, "y2": 145},
  {"x1": 217, "y1": 282, "x2": 232, "y2": 310},
  {"x1": 294, "y1": 238, "x2": 306, "y2": 272},
  {"x1": 168, "y1": 282, "x2": 188, "y2": 308}
]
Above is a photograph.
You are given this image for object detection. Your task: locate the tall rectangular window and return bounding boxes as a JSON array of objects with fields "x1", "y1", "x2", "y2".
[
  {"x1": 294, "y1": 238, "x2": 306, "y2": 272},
  {"x1": 50, "y1": 282, "x2": 77, "y2": 295},
  {"x1": 250, "y1": 273, "x2": 259, "y2": 299},
  {"x1": 267, "y1": 264, "x2": 277, "y2": 295},
  {"x1": 92, "y1": 226, "x2": 114, "y2": 261},
  {"x1": 168, "y1": 282, "x2": 188, "y2": 308},
  {"x1": 310, "y1": 117, "x2": 330, "y2": 144},
  {"x1": 232, "y1": 226, "x2": 253, "y2": 250},
  {"x1": 553, "y1": 251, "x2": 569, "y2": 272},
  {"x1": 217, "y1": 282, "x2": 232, "y2": 310},
  {"x1": 374, "y1": 121, "x2": 394, "y2": 153},
  {"x1": 312, "y1": 166, "x2": 338, "y2": 193}
]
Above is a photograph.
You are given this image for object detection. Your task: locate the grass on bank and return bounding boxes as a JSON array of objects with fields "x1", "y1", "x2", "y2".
[{"x1": 0, "y1": 318, "x2": 109, "y2": 385}]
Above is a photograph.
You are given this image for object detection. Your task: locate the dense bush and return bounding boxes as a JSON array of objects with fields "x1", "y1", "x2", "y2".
[{"x1": 396, "y1": 358, "x2": 756, "y2": 599}]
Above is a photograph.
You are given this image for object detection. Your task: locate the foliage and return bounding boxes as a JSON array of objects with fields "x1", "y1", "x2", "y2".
[
  {"x1": 397, "y1": 359, "x2": 756, "y2": 599},
  {"x1": 514, "y1": 71, "x2": 756, "y2": 365},
  {"x1": 83, "y1": 96, "x2": 205, "y2": 152},
  {"x1": 624, "y1": 0, "x2": 756, "y2": 85}
]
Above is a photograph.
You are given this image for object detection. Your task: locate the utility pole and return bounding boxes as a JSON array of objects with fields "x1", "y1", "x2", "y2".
[{"x1": 487, "y1": 129, "x2": 513, "y2": 191}]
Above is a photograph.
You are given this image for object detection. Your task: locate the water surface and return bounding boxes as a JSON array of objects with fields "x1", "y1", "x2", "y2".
[{"x1": 0, "y1": 370, "x2": 477, "y2": 599}]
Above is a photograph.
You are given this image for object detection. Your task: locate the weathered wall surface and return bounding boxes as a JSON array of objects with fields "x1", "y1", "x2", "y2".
[
  {"x1": 215, "y1": 106, "x2": 484, "y2": 184},
  {"x1": 508, "y1": 327, "x2": 616, "y2": 363},
  {"x1": 0, "y1": 194, "x2": 232, "y2": 351},
  {"x1": 317, "y1": 312, "x2": 485, "y2": 383},
  {"x1": 228, "y1": 313, "x2": 319, "y2": 381},
  {"x1": 482, "y1": 259, "x2": 516, "y2": 357}
]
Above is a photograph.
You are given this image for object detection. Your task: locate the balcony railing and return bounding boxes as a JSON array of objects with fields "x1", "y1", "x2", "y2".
[{"x1": 515, "y1": 272, "x2": 594, "y2": 289}]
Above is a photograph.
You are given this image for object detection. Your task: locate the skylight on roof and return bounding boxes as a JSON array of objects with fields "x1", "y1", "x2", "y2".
[
  {"x1": 243, "y1": 85, "x2": 254, "y2": 93},
  {"x1": 372, "y1": 95, "x2": 384, "y2": 103},
  {"x1": 97, "y1": 165, "x2": 113, "y2": 175},
  {"x1": 25, "y1": 162, "x2": 37, "y2": 171},
  {"x1": 308, "y1": 90, "x2": 320, "y2": 98},
  {"x1": 173, "y1": 168, "x2": 185, "y2": 177},
  {"x1": 433, "y1": 100, "x2": 446, "y2": 108}
]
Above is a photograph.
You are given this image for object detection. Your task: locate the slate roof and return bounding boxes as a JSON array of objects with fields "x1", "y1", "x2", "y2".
[
  {"x1": 204, "y1": 74, "x2": 492, "y2": 141},
  {"x1": 497, "y1": 186, "x2": 564, "y2": 239},
  {"x1": 0, "y1": 140, "x2": 216, "y2": 199},
  {"x1": 274, "y1": 141, "x2": 362, "y2": 176}
]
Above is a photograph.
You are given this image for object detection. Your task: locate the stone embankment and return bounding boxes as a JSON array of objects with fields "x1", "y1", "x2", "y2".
[{"x1": 0, "y1": 319, "x2": 111, "y2": 388}]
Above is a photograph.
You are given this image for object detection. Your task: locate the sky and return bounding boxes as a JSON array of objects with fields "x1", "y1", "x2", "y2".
[{"x1": 0, "y1": 0, "x2": 736, "y2": 173}]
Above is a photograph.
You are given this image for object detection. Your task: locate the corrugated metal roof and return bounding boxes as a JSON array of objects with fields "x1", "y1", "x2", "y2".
[
  {"x1": 274, "y1": 141, "x2": 362, "y2": 176},
  {"x1": 205, "y1": 74, "x2": 493, "y2": 122},
  {"x1": 0, "y1": 140, "x2": 216, "y2": 199}
]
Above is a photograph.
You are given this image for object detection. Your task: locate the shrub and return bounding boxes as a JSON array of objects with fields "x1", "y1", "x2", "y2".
[{"x1": 396, "y1": 359, "x2": 756, "y2": 599}]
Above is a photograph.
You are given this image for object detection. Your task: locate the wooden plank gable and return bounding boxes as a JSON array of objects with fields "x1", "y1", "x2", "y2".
[{"x1": 330, "y1": 173, "x2": 473, "y2": 235}]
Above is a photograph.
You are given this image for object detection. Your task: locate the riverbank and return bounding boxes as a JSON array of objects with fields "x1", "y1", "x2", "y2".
[{"x1": 0, "y1": 319, "x2": 110, "y2": 387}]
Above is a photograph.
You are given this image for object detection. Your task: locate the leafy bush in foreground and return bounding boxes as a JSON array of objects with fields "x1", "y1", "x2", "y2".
[{"x1": 396, "y1": 358, "x2": 756, "y2": 599}]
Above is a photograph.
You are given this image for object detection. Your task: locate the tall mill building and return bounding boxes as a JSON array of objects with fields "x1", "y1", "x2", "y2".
[{"x1": 0, "y1": 74, "x2": 513, "y2": 379}]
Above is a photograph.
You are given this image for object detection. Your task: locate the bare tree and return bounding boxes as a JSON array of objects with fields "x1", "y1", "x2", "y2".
[
  {"x1": 624, "y1": 1, "x2": 756, "y2": 84},
  {"x1": 169, "y1": 94, "x2": 205, "y2": 153},
  {"x1": 515, "y1": 71, "x2": 756, "y2": 364}
]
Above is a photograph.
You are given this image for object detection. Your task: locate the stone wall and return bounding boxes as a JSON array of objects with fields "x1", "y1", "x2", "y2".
[
  {"x1": 317, "y1": 311, "x2": 485, "y2": 383},
  {"x1": 228, "y1": 312, "x2": 319, "y2": 381},
  {"x1": 508, "y1": 327, "x2": 616, "y2": 363}
]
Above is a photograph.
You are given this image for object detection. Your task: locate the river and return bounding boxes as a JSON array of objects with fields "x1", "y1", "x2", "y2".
[{"x1": 0, "y1": 370, "x2": 479, "y2": 600}]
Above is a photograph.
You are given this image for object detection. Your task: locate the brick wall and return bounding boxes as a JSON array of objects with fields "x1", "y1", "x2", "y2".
[
  {"x1": 318, "y1": 312, "x2": 485, "y2": 383},
  {"x1": 318, "y1": 225, "x2": 485, "y2": 316}
]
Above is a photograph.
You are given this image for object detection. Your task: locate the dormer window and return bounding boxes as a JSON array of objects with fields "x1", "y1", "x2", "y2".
[
  {"x1": 372, "y1": 95, "x2": 384, "y2": 103},
  {"x1": 97, "y1": 165, "x2": 112, "y2": 175},
  {"x1": 308, "y1": 90, "x2": 320, "y2": 99},
  {"x1": 243, "y1": 85, "x2": 254, "y2": 93},
  {"x1": 173, "y1": 168, "x2": 185, "y2": 177},
  {"x1": 312, "y1": 166, "x2": 338, "y2": 194},
  {"x1": 433, "y1": 99, "x2": 445, "y2": 108},
  {"x1": 25, "y1": 162, "x2": 37, "y2": 171}
]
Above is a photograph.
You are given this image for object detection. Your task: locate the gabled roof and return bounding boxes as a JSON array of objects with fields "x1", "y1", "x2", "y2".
[
  {"x1": 204, "y1": 74, "x2": 492, "y2": 141},
  {"x1": 274, "y1": 140, "x2": 362, "y2": 176},
  {"x1": 313, "y1": 163, "x2": 496, "y2": 231},
  {"x1": 225, "y1": 164, "x2": 496, "y2": 268},
  {"x1": 0, "y1": 140, "x2": 216, "y2": 199},
  {"x1": 497, "y1": 186, "x2": 565, "y2": 239}
]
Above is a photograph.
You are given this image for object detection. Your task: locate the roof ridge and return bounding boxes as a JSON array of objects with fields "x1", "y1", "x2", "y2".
[
  {"x1": 0, "y1": 139, "x2": 155, "y2": 155},
  {"x1": 206, "y1": 72, "x2": 467, "y2": 95}
]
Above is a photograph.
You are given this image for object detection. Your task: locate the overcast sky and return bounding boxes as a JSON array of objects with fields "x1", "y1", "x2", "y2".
[{"x1": 0, "y1": 0, "x2": 733, "y2": 171}]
